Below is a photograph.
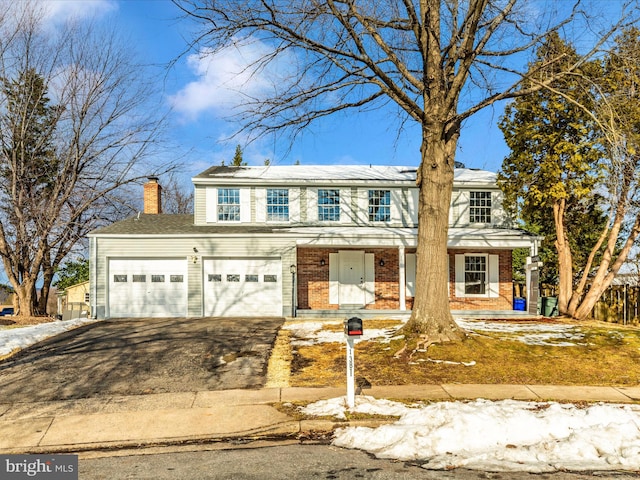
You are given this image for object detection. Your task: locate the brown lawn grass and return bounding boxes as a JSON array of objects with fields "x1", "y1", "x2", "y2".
[{"x1": 289, "y1": 318, "x2": 640, "y2": 387}]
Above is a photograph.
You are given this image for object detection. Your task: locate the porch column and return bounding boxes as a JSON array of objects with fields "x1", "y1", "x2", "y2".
[{"x1": 398, "y1": 246, "x2": 406, "y2": 310}]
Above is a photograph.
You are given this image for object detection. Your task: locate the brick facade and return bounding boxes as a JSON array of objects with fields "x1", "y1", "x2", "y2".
[{"x1": 297, "y1": 247, "x2": 513, "y2": 311}]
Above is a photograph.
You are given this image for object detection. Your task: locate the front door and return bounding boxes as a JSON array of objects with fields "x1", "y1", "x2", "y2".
[{"x1": 339, "y1": 250, "x2": 365, "y2": 305}]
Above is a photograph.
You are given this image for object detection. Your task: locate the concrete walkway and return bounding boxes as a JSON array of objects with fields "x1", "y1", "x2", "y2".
[{"x1": 1, "y1": 384, "x2": 640, "y2": 454}]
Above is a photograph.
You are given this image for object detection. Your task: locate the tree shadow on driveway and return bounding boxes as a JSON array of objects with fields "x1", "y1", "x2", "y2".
[{"x1": 0, "y1": 317, "x2": 284, "y2": 403}]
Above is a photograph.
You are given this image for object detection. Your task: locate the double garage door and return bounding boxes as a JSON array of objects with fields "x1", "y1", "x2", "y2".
[
  {"x1": 203, "y1": 257, "x2": 282, "y2": 317},
  {"x1": 108, "y1": 257, "x2": 282, "y2": 318}
]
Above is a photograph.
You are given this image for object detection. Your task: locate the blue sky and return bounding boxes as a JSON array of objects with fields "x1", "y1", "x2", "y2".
[
  {"x1": 64, "y1": 0, "x2": 512, "y2": 177},
  {"x1": 42, "y1": 0, "x2": 586, "y2": 181}
]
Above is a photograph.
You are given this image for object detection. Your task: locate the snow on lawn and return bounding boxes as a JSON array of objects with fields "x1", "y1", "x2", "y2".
[
  {"x1": 284, "y1": 318, "x2": 591, "y2": 348},
  {"x1": 456, "y1": 318, "x2": 587, "y2": 347},
  {"x1": 0, "y1": 317, "x2": 100, "y2": 356},
  {"x1": 283, "y1": 320, "x2": 403, "y2": 346},
  {"x1": 301, "y1": 396, "x2": 640, "y2": 473}
]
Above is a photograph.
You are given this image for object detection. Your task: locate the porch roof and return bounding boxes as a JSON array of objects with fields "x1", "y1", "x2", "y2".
[{"x1": 88, "y1": 214, "x2": 539, "y2": 249}]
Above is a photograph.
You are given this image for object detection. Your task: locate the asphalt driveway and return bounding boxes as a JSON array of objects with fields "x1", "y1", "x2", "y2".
[{"x1": 0, "y1": 317, "x2": 284, "y2": 403}]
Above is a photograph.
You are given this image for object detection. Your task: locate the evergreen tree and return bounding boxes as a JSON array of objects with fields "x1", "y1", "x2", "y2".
[
  {"x1": 498, "y1": 33, "x2": 621, "y2": 318},
  {"x1": 231, "y1": 145, "x2": 246, "y2": 166}
]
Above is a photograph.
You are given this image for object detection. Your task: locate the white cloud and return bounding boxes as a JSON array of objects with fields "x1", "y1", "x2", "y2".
[
  {"x1": 44, "y1": 0, "x2": 117, "y2": 22},
  {"x1": 170, "y1": 37, "x2": 294, "y2": 118},
  {"x1": 7, "y1": 0, "x2": 118, "y2": 27}
]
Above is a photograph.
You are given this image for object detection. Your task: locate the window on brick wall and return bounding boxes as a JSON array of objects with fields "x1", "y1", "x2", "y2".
[
  {"x1": 464, "y1": 255, "x2": 486, "y2": 295},
  {"x1": 454, "y1": 253, "x2": 499, "y2": 298}
]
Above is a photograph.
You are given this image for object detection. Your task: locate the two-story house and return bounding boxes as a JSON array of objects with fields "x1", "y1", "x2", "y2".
[{"x1": 88, "y1": 165, "x2": 541, "y2": 319}]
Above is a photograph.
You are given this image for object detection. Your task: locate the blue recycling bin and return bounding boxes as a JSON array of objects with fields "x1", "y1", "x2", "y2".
[{"x1": 513, "y1": 297, "x2": 526, "y2": 311}]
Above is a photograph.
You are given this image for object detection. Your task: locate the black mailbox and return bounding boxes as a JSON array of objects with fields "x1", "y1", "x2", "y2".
[{"x1": 345, "y1": 317, "x2": 363, "y2": 336}]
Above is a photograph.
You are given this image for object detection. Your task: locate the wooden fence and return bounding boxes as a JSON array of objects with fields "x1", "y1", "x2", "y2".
[{"x1": 536, "y1": 284, "x2": 640, "y2": 325}]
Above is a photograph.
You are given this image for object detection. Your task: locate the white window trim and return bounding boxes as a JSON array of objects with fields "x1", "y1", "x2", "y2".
[
  {"x1": 455, "y1": 253, "x2": 499, "y2": 298},
  {"x1": 469, "y1": 190, "x2": 493, "y2": 225}
]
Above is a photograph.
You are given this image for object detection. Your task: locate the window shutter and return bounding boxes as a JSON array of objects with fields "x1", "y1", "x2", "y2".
[
  {"x1": 405, "y1": 253, "x2": 416, "y2": 297},
  {"x1": 289, "y1": 187, "x2": 300, "y2": 223},
  {"x1": 409, "y1": 189, "x2": 419, "y2": 225},
  {"x1": 340, "y1": 188, "x2": 352, "y2": 224},
  {"x1": 458, "y1": 191, "x2": 470, "y2": 226},
  {"x1": 329, "y1": 253, "x2": 339, "y2": 304},
  {"x1": 492, "y1": 192, "x2": 505, "y2": 226},
  {"x1": 364, "y1": 253, "x2": 375, "y2": 305},
  {"x1": 390, "y1": 189, "x2": 402, "y2": 224},
  {"x1": 357, "y1": 188, "x2": 369, "y2": 224},
  {"x1": 307, "y1": 188, "x2": 318, "y2": 223},
  {"x1": 255, "y1": 188, "x2": 266, "y2": 222},
  {"x1": 240, "y1": 188, "x2": 251, "y2": 222},
  {"x1": 455, "y1": 254, "x2": 465, "y2": 297},
  {"x1": 489, "y1": 254, "x2": 499, "y2": 298},
  {"x1": 205, "y1": 188, "x2": 217, "y2": 223}
]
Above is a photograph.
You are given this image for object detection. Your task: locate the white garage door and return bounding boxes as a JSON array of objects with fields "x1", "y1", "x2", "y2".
[
  {"x1": 109, "y1": 258, "x2": 187, "y2": 317},
  {"x1": 204, "y1": 257, "x2": 282, "y2": 316}
]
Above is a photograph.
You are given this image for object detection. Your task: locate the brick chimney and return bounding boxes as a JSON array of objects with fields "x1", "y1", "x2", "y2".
[{"x1": 143, "y1": 176, "x2": 162, "y2": 214}]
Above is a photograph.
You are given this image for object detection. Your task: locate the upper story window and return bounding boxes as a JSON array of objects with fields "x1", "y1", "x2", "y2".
[
  {"x1": 266, "y1": 188, "x2": 289, "y2": 221},
  {"x1": 318, "y1": 189, "x2": 340, "y2": 221},
  {"x1": 368, "y1": 190, "x2": 390, "y2": 222},
  {"x1": 218, "y1": 188, "x2": 241, "y2": 221},
  {"x1": 470, "y1": 191, "x2": 492, "y2": 224},
  {"x1": 464, "y1": 255, "x2": 487, "y2": 295}
]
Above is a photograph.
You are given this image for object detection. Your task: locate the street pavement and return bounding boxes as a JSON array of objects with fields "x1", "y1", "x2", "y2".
[{"x1": 1, "y1": 383, "x2": 639, "y2": 454}]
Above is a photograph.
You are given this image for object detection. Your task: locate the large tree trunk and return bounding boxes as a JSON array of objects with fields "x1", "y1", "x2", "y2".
[
  {"x1": 14, "y1": 279, "x2": 37, "y2": 317},
  {"x1": 554, "y1": 199, "x2": 573, "y2": 314},
  {"x1": 39, "y1": 265, "x2": 54, "y2": 315},
  {"x1": 404, "y1": 126, "x2": 465, "y2": 343}
]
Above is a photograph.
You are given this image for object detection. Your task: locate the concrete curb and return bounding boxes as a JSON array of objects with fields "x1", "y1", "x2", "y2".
[{"x1": 1, "y1": 385, "x2": 639, "y2": 455}]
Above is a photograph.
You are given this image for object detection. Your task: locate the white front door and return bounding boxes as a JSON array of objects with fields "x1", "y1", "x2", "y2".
[{"x1": 339, "y1": 250, "x2": 365, "y2": 305}]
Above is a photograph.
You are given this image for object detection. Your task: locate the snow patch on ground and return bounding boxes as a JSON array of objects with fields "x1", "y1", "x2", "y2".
[
  {"x1": 0, "y1": 317, "x2": 101, "y2": 356},
  {"x1": 301, "y1": 396, "x2": 640, "y2": 473}
]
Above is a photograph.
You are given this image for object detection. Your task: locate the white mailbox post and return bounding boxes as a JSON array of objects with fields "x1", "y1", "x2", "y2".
[{"x1": 344, "y1": 317, "x2": 363, "y2": 408}]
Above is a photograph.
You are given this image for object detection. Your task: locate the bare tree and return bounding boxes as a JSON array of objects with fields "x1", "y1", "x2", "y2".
[
  {"x1": 0, "y1": 3, "x2": 176, "y2": 316},
  {"x1": 176, "y1": 0, "x2": 632, "y2": 342},
  {"x1": 161, "y1": 171, "x2": 195, "y2": 214}
]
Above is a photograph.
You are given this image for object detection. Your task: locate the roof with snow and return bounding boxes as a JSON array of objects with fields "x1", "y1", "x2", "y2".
[{"x1": 193, "y1": 165, "x2": 497, "y2": 185}]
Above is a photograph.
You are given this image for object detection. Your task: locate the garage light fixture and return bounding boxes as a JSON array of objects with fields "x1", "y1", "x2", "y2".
[
  {"x1": 289, "y1": 264, "x2": 296, "y2": 274},
  {"x1": 320, "y1": 259, "x2": 325, "y2": 266}
]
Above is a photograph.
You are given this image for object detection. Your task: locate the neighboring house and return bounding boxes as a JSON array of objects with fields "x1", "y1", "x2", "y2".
[
  {"x1": 88, "y1": 166, "x2": 541, "y2": 319},
  {"x1": 57, "y1": 281, "x2": 90, "y2": 320}
]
